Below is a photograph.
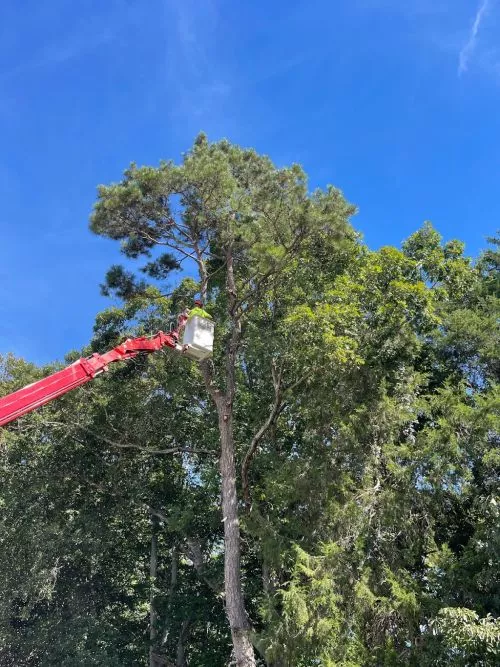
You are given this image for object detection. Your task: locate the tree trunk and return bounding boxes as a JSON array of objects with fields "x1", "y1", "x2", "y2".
[
  {"x1": 218, "y1": 408, "x2": 255, "y2": 667},
  {"x1": 175, "y1": 619, "x2": 190, "y2": 667},
  {"x1": 161, "y1": 544, "x2": 179, "y2": 647},
  {"x1": 149, "y1": 517, "x2": 159, "y2": 667},
  {"x1": 199, "y1": 244, "x2": 255, "y2": 666}
]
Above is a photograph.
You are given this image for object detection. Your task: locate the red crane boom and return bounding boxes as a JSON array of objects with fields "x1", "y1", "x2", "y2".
[{"x1": 0, "y1": 329, "x2": 183, "y2": 428}]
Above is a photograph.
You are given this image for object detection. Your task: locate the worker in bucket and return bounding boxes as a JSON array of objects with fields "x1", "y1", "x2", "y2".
[
  {"x1": 175, "y1": 299, "x2": 211, "y2": 338},
  {"x1": 187, "y1": 299, "x2": 212, "y2": 320}
]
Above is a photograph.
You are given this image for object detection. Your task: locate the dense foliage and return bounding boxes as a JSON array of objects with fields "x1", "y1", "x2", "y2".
[{"x1": 0, "y1": 138, "x2": 498, "y2": 666}]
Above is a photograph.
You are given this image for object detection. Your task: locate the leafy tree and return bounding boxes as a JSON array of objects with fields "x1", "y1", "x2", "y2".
[
  {"x1": 0, "y1": 137, "x2": 498, "y2": 666},
  {"x1": 89, "y1": 134, "x2": 357, "y2": 666}
]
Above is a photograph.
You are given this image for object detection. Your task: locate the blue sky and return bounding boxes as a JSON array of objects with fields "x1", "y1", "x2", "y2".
[{"x1": 1, "y1": 0, "x2": 499, "y2": 363}]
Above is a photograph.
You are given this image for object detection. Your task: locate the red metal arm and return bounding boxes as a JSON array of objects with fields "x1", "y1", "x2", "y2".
[{"x1": 0, "y1": 330, "x2": 182, "y2": 427}]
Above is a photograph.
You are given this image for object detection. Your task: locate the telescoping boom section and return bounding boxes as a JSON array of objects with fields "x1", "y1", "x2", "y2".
[
  {"x1": 0, "y1": 310, "x2": 215, "y2": 428},
  {"x1": 0, "y1": 331, "x2": 182, "y2": 427}
]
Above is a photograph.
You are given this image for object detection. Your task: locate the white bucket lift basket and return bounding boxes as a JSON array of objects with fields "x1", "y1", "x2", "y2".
[{"x1": 181, "y1": 316, "x2": 215, "y2": 360}]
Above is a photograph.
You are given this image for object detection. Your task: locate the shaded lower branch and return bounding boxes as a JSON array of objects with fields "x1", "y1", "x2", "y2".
[
  {"x1": 41, "y1": 421, "x2": 216, "y2": 456},
  {"x1": 241, "y1": 400, "x2": 285, "y2": 508},
  {"x1": 241, "y1": 369, "x2": 312, "y2": 508}
]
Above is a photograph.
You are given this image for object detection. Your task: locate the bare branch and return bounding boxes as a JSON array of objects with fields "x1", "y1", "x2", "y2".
[
  {"x1": 193, "y1": 238, "x2": 209, "y2": 302},
  {"x1": 283, "y1": 369, "x2": 313, "y2": 394},
  {"x1": 147, "y1": 510, "x2": 223, "y2": 597},
  {"x1": 200, "y1": 358, "x2": 223, "y2": 405},
  {"x1": 163, "y1": 239, "x2": 200, "y2": 262},
  {"x1": 242, "y1": 366, "x2": 284, "y2": 508},
  {"x1": 148, "y1": 506, "x2": 170, "y2": 524},
  {"x1": 224, "y1": 242, "x2": 243, "y2": 410},
  {"x1": 182, "y1": 538, "x2": 223, "y2": 595},
  {"x1": 41, "y1": 421, "x2": 216, "y2": 456},
  {"x1": 241, "y1": 367, "x2": 312, "y2": 508}
]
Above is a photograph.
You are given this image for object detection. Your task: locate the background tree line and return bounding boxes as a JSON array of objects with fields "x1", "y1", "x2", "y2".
[{"x1": 0, "y1": 136, "x2": 498, "y2": 666}]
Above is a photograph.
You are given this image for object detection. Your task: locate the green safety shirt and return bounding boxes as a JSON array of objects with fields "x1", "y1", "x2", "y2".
[{"x1": 188, "y1": 307, "x2": 213, "y2": 320}]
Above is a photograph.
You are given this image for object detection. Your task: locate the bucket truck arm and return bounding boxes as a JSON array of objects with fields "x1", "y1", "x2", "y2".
[{"x1": 0, "y1": 330, "x2": 183, "y2": 428}]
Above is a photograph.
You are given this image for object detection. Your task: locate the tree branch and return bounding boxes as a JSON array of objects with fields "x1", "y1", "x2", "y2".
[
  {"x1": 175, "y1": 618, "x2": 191, "y2": 667},
  {"x1": 182, "y1": 538, "x2": 223, "y2": 596},
  {"x1": 241, "y1": 367, "x2": 312, "y2": 508},
  {"x1": 236, "y1": 226, "x2": 308, "y2": 312},
  {"x1": 148, "y1": 506, "x2": 170, "y2": 524},
  {"x1": 41, "y1": 421, "x2": 215, "y2": 456},
  {"x1": 242, "y1": 360, "x2": 284, "y2": 508},
  {"x1": 193, "y1": 238, "x2": 209, "y2": 302},
  {"x1": 225, "y1": 242, "x2": 242, "y2": 408},
  {"x1": 146, "y1": 512, "x2": 224, "y2": 597},
  {"x1": 200, "y1": 359, "x2": 222, "y2": 406}
]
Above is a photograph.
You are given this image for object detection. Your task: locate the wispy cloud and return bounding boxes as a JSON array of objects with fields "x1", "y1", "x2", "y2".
[
  {"x1": 354, "y1": 0, "x2": 450, "y2": 17},
  {"x1": 0, "y1": 26, "x2": 114, "y2": 82},
  {"x1": 458, "y1": 0, "x2": 491, "y2": 75},
  {"x1": 162, "y1": 0, "x2": 232, "y2": 125},
  {"x1": 0, "y1": 0, "x2": 129, "y2": 84}
]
